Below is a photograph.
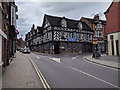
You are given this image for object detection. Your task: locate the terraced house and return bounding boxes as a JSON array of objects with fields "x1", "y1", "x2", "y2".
[
  {"x1": 25, "y1": 14, "x2": 94, "y2": 54},
  {"x1": 0, "y1": 1, "x2": 18, "y2": 69}
]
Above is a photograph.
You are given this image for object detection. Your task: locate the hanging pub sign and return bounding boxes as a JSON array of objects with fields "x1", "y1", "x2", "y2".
[
  {"x1": 16, "y1": 30, "x2": 19, "y2": 34},
  {"x1": 92, "y1": 37, "x2": 98, "y2": 44}
]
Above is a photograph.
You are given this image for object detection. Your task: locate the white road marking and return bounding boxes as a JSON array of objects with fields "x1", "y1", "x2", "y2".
[
  {"x1": 70, "y1": 66, "x2": 119, "y2": 88},
  {"x1": 49, "y1": 57, "x2": 61, "y2": 63},
  {"x1": 72, "y1": 56, "x2": 79, "y2": 59},
  {"x1": 36, "y1": 56, "x2": 40, "y2": 59}
]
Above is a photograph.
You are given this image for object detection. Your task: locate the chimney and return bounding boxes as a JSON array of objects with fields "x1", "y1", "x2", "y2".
[
  {"x1": 31, "y1": 24, "x2": 35, "y2": 31},
  {"x1": 93, "y1": 14, "x2": 99, "y2": 20}
]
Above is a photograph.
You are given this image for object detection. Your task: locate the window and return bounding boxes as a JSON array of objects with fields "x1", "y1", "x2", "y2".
[
  {"x1": 96, "y1": 31, "x2": 102, "y2": 37},
  {"x1": 11, "y1": 6, "x2": 16, "y2": 25},
  {"x1": 77, "y1": 22, "x2": 82, "y2": 30},
  {"x1": 96, "y1": 22, "x2": 102, "y2": 29},
  {"x1": 61, "y1": 19, "x2": 67, "y2": 27}
]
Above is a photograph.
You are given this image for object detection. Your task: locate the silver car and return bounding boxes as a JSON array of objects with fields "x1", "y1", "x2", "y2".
[{"x1": 22, "y1": 48, "x2": 31, "y2": 54}]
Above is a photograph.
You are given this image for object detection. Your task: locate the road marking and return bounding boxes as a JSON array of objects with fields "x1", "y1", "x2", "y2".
[
  {"x1": 36, "y1": 56, "x2": 40, "y2": 59},
  {"x1": 49, "y1": 57, "x2": 61, "y2": 63},
  {"x1": 28, "y1": 57, "x2": 51, "y2": 90},
  {"x1": 83, "y1": 57, "x2": 119, "y2": 71},
  {"x1": 72, "y1": 56, "x2": 79, "y2": 59},
  {"x1": 70, "y1": 66, "x2": 119, "y2": 88}
]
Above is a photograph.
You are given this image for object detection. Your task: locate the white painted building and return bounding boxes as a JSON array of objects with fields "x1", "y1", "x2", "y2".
[{"x1": 107, "y1": 32, "x2": 120, "y2": 56}]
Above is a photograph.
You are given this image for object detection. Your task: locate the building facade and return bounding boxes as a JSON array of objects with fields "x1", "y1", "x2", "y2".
[
  {"x1": 104, "y1": 1, "x2": 120, "y2": 56},
  {"x1": 16, "y1": 38, "x2": 25, "y2": 49},
  {"x1": 0, "y1": 1, "x2": 18, "y2": 68},
  {"x1": 0, "y1": 2, "x2": 7, "y2": 68},
  {"x1": 1, "y1": 2, "x2": 9, "y2": 68},
  {"x1": 25, "y1": 14, "x2": 94, "y2": 54},
  {"x1": 80, "y1": 14, "x2": 106, "y2": 53}
]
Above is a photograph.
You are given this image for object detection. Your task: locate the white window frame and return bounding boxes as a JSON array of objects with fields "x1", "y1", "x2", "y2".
[
  {"x1": 61, "y1": 19, "x2": 67, "y2": 27},
  {"x1": 0, "y1": 29, "x2": 7, "y2": 66},
  {"x1": 11, "y1": 5, "x2": 16, "y2": 26}
]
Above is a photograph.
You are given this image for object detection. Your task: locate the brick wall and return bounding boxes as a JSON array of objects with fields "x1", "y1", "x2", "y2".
[
  {"x1": 118, "y1": 1, "x2": 120, "y2": 31},
  {"x1": 105, "y1": 2, "x2": 119, "y2": 33},
  {"x1": 1, "y1": 2, "x2": 9, "y2": 67}
]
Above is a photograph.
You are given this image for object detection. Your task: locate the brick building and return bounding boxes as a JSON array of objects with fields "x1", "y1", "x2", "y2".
[
  {"x1": 104, "y1": 0, "x2": 120, "y2": 56},
  {"x1": 16, "y1": 38, "x2": 25, "y2": 49},
  {"x1": 0, "y1": 2, "x2": 7, "y2": 68},
  {"x1": 80, "y1": 14, "x2": 106, "y2": 53},
  {"x1": 0, "y1": 1, "x2": 18, "y2": 68},
  {"x1": 0, "y1": 2, "x2": 9, "y2": 68}
]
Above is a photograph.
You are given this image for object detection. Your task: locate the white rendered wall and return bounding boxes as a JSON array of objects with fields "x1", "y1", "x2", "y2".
[{"x1": 108, "y1": 32, "x2": 120, "y2": 55}]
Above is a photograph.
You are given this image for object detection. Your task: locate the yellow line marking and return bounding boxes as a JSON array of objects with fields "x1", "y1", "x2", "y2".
[
  {"x1": 29, "y1": 58, "x2": 47, "y2": 89},
  {"x1": 27, "y1": 56, "x2": 51, "y2": 90},
  {"x1": 35, "y1": 61, "x2": 51, "y2": 89}
]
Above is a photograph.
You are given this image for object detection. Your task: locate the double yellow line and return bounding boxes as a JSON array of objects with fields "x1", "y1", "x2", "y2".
[{"x1": 28, "y1": 57, "x2": 51, "y2": 90}]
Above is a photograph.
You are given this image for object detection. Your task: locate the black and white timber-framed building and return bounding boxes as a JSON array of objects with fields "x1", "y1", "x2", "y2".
[{"x1": 25, "y1": 14, "x2": 94, "y2": 54}]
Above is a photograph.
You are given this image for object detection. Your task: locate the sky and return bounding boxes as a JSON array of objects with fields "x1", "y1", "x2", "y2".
[{"x1": 16, "y1": 1, "x2": 113, "y2": 40}]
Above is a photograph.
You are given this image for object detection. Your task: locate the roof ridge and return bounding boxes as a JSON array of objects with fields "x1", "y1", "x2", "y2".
[
  {"x1": 45, "y1": 14, "x2": 79, "y2": 22},
  {"x1": 82, "y1": 17, "x2": 106, "y2": 22}
]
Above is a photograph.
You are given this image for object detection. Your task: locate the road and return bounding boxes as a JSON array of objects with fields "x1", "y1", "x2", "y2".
[{"x1": 25, "y1": 53, "x2": 119, "y2": 88}]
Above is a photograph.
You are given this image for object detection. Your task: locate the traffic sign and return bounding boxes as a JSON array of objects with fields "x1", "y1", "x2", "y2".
[{"x1": 92, "y1": 37, "x2": 98, "y2": 44}]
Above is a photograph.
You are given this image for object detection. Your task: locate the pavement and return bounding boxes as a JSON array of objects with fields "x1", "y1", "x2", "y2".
[
  {"x1": 2, "y1": 52, "x2": 43, "y2": 88},
  {"x1": 85, "y1": 54, "x2": 120, "y2": 70}
]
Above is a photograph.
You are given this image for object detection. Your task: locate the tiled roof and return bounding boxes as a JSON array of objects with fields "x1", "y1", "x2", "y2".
[
  {"x1": 82, "y1": 17, "x2": 106, "y2": 25},
  {"x1": 44, "y1": 14, "x2": 93, "y2": 31}
]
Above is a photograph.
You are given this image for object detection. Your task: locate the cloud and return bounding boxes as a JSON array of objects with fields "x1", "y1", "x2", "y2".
[{"x1": 16, "y1": 2, "x2": 112, "y2": 40}]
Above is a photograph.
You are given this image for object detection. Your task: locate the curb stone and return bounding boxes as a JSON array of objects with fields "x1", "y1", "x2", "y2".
[{"x1": 85, "y1": 56, "x2": 120, "y2": 70}]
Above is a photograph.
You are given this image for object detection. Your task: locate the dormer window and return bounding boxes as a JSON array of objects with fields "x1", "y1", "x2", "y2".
[
  {"x1": 77, "y1": 22, "x2": 82, "y2": 30},
  {"x1": 61, "y1": 19, "x2": 67, "y2": 27},
  {"x1": 96, "y1": 21, "x2": 102, "y2": 29}
]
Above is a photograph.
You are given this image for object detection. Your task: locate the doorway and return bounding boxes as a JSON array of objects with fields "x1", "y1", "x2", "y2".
[
  {"x1": 111, "y1": 40, "x2": 114, "y2": 55},
  {"x1": 54, "y1": 42, "x2": 60, "y2": 54},
  {"x1": 116, "y1": 40, "x2": 119, "y2": 55}
]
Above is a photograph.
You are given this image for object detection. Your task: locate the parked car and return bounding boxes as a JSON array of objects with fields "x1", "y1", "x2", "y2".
[
  {"x1": 20, "y1": 48, "x2": 24, "y2": 52},
  {"x1": 22, "y1": 48, "x2": 30, "y2": 54},
  {"x1": 17, "y1": 48, "x2": 20, "y2": 51}
]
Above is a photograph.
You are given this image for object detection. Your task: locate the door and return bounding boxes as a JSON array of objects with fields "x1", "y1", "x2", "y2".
[
  {"x1": 116, "y1": 40, "x2": 119, "y2": 56},
  {"x1": 111, "y1": 40, "x2": 114, "y2": 55},
  {"x1": 54, "y1": 42, "x2": 60, "y2": 54}
]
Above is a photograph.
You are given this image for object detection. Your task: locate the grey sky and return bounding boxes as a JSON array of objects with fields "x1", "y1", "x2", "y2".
[{"x1": 16, "y1": 1, "x2": 112, "y2": 39}]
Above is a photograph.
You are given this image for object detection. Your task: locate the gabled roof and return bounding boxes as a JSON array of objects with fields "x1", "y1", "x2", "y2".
[
  {"x1": 104, "y1": 2, "x2": 113, "y2": 14},
  {"x1": 44, "y1": 14, "x2": 93, "y2": 32},
  {"x1": 104, "y1": 0, "x2": 120, "y2": 14},
  {"x1": 81, "y1": 17, "x2": 106, "y2": 25}
]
